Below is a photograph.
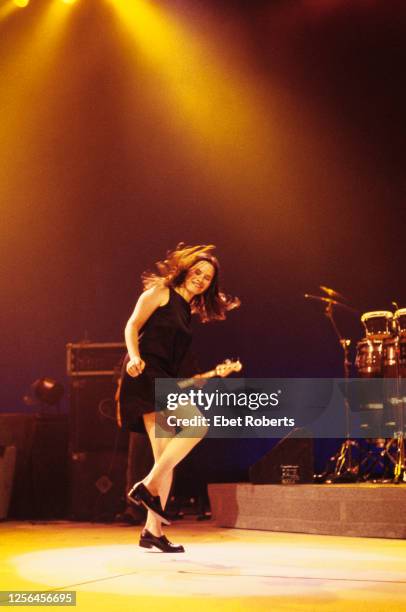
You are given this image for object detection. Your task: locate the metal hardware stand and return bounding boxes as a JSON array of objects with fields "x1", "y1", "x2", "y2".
[
  {"x1": 385, "y1": 432, "x2": 406, "y2": 482},
  {"x1": 384, "y1": 378, "x2": 406, "y2": 482},
  {"x1": 383, "y1": 350, "x2": 405, "y2": 483},
  {"x1": 324, "y1": 302, "x2": 359, "y2": 481}
]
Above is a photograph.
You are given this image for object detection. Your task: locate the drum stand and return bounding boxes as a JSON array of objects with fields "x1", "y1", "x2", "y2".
[
  {"x1": 385, "y1": 432, "x2": 406, "y2": 482},
  {"x1": 325, "y1": 303, "x2": 359, "y2": 482},
  {"x1": 379, "y1": 350, "x2": 406, "y2": 482},
  {"x1": 384, "y1": 387, "x2": 406, "y2": 482},
  {"x1": 358, "y1": 438, "x2": 393, "y2": 482}
]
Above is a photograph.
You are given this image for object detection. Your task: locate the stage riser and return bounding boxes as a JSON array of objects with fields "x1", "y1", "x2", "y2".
[{"x1": 208, "y1": 483, "x2": 406, "y2": 539}]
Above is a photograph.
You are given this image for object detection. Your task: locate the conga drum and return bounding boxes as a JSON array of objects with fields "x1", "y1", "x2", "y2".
[
  {"x1": 355, "y1": 338, "x2": 383, "y2": 377},
  {"x1": 394, "y1": 309, "x2": 406, "y2": 378},
  {"x1": 361, "y1": 311, "x2": 394, "y2": 340},
  {"x1": 394, "y1": 308, "x2": 406, "y2": 337},
  {"x1": 357, "y1": 310, "x2": 393, "y2": 440}
]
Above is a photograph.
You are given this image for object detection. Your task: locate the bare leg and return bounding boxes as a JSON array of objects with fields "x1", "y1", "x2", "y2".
[
  {"x1": 144, "y1": 471, "x2": 172, "y2": 536},
  {"x1": 142, "y1": 412, "x2": 173, "y2": 536},
  {"x1": 142, "y1": 403, "x2": 209, "y2": 497}
]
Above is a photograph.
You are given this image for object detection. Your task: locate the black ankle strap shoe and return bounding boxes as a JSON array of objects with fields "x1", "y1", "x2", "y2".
[
  {"x1": 127, "y1": 483, "x2": 171, "y2": 525},
  {"x1": 139, "y1": 529, "x2": 185, "y2": 553}
]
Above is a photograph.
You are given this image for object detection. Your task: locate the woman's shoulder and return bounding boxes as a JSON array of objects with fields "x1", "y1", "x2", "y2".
[{"x1": 142, "y1": 284, "x2": 170, "y2": 308}]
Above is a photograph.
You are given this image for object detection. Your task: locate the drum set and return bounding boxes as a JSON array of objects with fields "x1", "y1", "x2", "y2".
[
  {"x1": 356, "y1": 309, "x2": 406, "y2": 379},
  {"x1": 306, "y1": 288, "x2": 406, "y2": 483},
  {"x1": 355, "y1": 309, "x2": 406, "y2": 482}
]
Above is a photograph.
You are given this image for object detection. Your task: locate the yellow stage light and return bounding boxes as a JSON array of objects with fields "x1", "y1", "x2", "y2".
[
  {"x1": 110, "y1": 0, "x2": 271, "y2": 202},
  {"x1": 62, "y1": 0, "x2": 78, "y2": 4},
  {"x1": 14, "y1": 0, "x2": 30, "y2": 7}
]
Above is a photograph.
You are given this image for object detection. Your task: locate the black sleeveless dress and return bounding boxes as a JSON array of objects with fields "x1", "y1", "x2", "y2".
[{"x1": 119, "y1": 288, "x2": 192, "y2": 434}]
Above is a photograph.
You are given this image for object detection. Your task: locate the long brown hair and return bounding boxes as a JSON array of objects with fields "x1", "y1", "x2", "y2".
[{"x1": 142, "y1": 243, "x2": 240, "y2": 322}]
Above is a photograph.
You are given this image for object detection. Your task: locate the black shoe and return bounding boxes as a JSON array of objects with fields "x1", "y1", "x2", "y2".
[
  {"x1": 139, "y1": 529, "x2": 185, "y2": 553},
  {"x1": 127, "y1": 483, "x2": 171, "y2": 525}
]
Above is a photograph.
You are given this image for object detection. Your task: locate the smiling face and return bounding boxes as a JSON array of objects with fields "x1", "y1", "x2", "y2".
[{"x1": 183, "y1": 260, "x2": 216, "y2": 297}]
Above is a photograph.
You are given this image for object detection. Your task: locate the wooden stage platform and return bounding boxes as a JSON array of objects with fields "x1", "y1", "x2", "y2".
[
  {"x1": 208, "y1": 482, "x2": 406, "y2": 539},
  {"x1": 1, "y1": 520, "x2": 406, "y2": 611}
]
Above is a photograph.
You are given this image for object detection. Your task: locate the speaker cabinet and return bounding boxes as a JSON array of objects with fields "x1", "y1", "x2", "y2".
[
  {"x1": 249, "y1": 430, "x2": 314, "y2": 484},
  {"x1": 69, "y1": 450, "x2": 127, "y2": 521},
  {"x1": 0, "y1": 413, "x2": 69, "y2": 519},
  {"x1": 0, "y1": 414, "x2": 34, "y2": 518},
  {"x1": 30, "y1": 414, "x2": 69, "y2": 519},
  {"x1": 69, "y1": 377, "x2": 128, "y2": 452},
  {"x1": 0, "y1": 446, "x2": 16, "y2": 519}
]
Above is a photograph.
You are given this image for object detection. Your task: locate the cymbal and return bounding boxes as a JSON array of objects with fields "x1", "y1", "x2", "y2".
[
  {"x1": 304, "y1": 293, "x2": 358, "y2": 313},
  {"x1": 320, "y1": 285, "x2": 347, "y2": 301}
]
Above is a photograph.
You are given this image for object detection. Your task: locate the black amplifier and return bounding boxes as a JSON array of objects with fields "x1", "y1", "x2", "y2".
[{"x1": 66, "y1": 342, "x2": 126, "y2": 377}]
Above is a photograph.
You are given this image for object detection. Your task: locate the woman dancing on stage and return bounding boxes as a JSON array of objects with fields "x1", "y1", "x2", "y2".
[{"x1": 118, "y1": 243, "x2": 239, "y2": 553}]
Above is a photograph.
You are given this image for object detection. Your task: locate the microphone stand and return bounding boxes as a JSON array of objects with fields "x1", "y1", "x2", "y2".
[{"x1": 324, "y1": 302, "x2": 359, "y2": 481}]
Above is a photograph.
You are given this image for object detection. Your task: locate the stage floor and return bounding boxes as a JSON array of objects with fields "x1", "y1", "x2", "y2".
[{"x1": 1, "y1": 520, "x2": 406, "y2": 611}]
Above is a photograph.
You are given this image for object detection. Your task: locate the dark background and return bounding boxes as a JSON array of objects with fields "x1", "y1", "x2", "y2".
[{"x1": 1, "y1": 0, "x2": 405, "y2": 439}]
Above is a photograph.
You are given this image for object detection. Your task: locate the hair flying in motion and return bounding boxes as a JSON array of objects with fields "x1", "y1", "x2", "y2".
[{"x1": 142, "y1": 243, "x2": 240, "y2": 322}]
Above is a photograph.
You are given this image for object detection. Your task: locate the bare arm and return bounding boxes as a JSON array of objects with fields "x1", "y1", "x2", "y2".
[{"x1": 124, "y1": 286, "x2": 169, "y2": 377}]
